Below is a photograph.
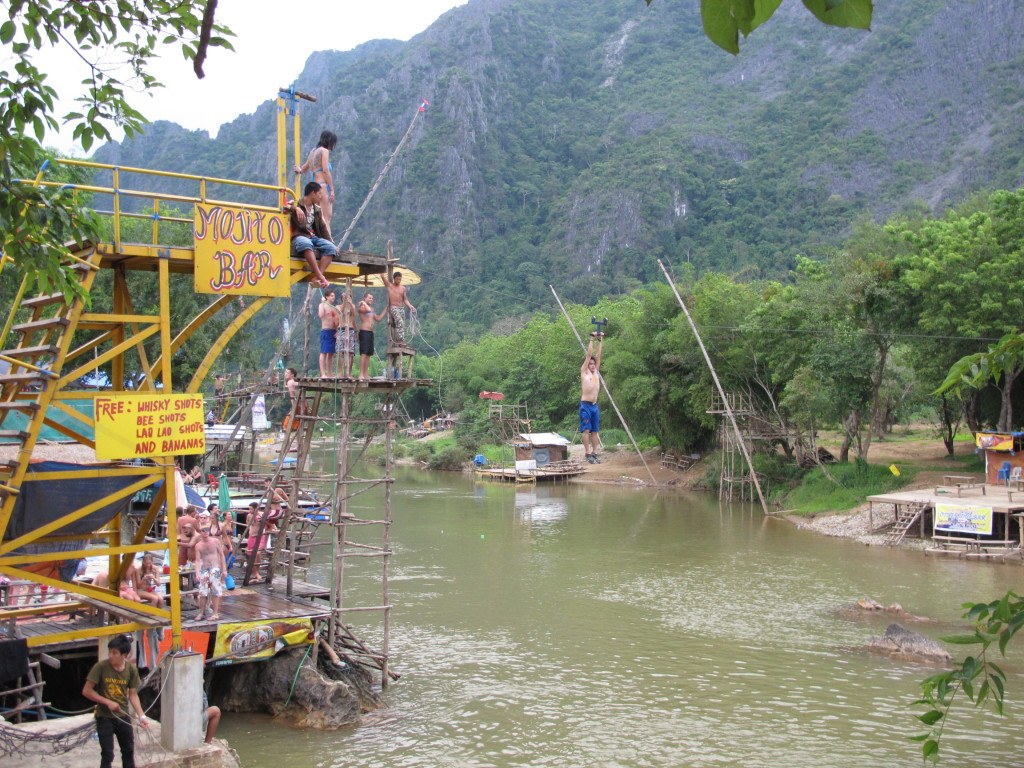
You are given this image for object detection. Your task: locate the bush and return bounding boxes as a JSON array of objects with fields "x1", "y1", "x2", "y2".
[
  {"x1": 409, "y1": 442, "x2": 432, "y2": 463},
  {"x1": 427, "y1": 445, "x2": 468, "y2": 471},
  {"x1": 782, "y1": 459, "x2": 916, "y2": 515}
]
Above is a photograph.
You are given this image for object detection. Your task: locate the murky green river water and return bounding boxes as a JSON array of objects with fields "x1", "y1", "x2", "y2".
[{"x1": 219, "y1": 467, "x2": 1024, "y2": 767}]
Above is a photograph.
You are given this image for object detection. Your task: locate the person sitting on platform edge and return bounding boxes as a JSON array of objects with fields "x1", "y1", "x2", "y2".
[
  {"x1": 82, "y1": 634, "x2": 149, "y2": 768},
  {"x1": 286, "y1": 181, "x2": 337, "y2": 289},
  {"x1": 580, "y1": 331, "x2": 603, "y2": 464}
]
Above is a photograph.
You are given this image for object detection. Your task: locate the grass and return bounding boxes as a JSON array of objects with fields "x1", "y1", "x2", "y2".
[{"x1": 782, "y1": 460, "x2": 918, "y2": 515}]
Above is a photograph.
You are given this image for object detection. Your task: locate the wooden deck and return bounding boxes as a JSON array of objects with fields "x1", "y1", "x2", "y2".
[
  {"x1": 6, "y1": 581, "x2": 332, "y2": 653},
  {"x1": 868, "y1": 481, "x2": 1024, "y2": 556},
  {"x1": 476, "y1": 461, "x2": 586, "y2": 484}
]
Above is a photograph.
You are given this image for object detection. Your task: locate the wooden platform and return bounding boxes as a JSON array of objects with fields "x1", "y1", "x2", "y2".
[
  {"x1": 182, "y1": 585, "x2": 330, "y2": 631},
  {"x1": 294, "y1": 375, "x2": 432, "y2": 392},
  {"x1": 476, "y1": 462, "x2": 586, "y2": 483},
  {"x1": 868, "y1": 482, "x2": 1024, "y2": 552},
  {"x1": 8, "y1": 583, "x2": 332, "y2": 653}
]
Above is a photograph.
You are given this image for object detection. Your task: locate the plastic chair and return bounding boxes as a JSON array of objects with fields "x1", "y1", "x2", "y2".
[
  {"x1": 997, "y1": 461, "x2": 1012, "y2": 484},
  {"x1": 1011, "y1": 466, "x2": 1022, "y2": 486}
]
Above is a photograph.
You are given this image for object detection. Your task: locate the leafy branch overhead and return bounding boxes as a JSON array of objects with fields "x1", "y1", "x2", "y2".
[
  {"x1": 914, "y1": 591, "x2": 1024, "y2": 762},
  {"x1": 0, "y1": 1, "x2": 233, "y2": 297},
  {"x1": 644, "y1": 0, "x2": 873, "y2": 54}
]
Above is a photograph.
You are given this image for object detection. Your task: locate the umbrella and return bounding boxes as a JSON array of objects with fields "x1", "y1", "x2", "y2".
[
  {"x1": 173, "y1": 468, "x2": 187, "y2": 512},
  {"x1": 218, "y1": 473, "x2": 231, "y2": 513},
  {"x1": 151, "y1": 479, "x2": 207, "y2": 508}
]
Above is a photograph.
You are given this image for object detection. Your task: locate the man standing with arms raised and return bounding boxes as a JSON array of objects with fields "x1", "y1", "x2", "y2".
[{"x1": 580, "y1": 331, "x2": 603, "y2": 464}]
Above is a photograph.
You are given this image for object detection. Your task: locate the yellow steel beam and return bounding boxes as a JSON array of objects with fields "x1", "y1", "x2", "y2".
[
  {"x1": 40, "y1": 415, "x2": 94, "y2": 446},
  {"x1": 22, "y1": 468, "x2": 160, "y2": 480},
  {"x1": 57, "y1": 324, "x2": 159, "y2": 388},
  {"x1": 48, "y1": 398, "x2": 96, "y2": 429},
  {"x1": 0, "y1": 565, "x2": 171, "y2": 620},
  {"x1": 150, "y1": 295, "x2": 233, "y2": 382},
  {"x1": 79, "y1": 313, "x2": 160, "y2": 325},
  {"x1": 187, "y1": 296, "x2": 273, "y2": 392},
  {"x1": 0, "y1": 475, "x2": 155, "y2": 555},
  {"x1": 0, "y1": 541, "x2": 165, "y2": 566},
  {"x1": 65, "y1": 329, "x2": 114, "y2": 366},
  {"x1": 26, "y1": 622, "x2": 158, "y2": 649}
]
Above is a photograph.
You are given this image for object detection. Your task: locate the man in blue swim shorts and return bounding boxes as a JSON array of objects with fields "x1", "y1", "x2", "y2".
[
  {"x1": 580, "y1": 332, "x2": 604, "y2": 464},
  {"x1": 318, "y1": 289, "x2": 340, "y2": 377}
]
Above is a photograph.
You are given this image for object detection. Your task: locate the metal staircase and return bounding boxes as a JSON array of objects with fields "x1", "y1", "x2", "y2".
[
  {"x1": 0, "y1": 246, "x2": 101, "y2": 508},
  {"x1": 883, "y1": 502, "x2": 929, "y2": 546}
]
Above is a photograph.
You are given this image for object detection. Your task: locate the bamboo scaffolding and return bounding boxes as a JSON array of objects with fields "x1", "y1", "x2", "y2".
[{"x1": 657, "y1": 260, "x2": 769, "y2": 515}]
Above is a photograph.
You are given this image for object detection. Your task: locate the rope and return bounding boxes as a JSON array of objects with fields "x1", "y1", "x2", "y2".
[{"x1": 284, "y1": 644, "x2": 314, "y2": 707}]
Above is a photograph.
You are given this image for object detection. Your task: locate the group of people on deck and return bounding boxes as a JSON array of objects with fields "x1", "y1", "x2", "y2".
[{"x1": 287, "y1": 129, "x2": 417, "y2": 379}]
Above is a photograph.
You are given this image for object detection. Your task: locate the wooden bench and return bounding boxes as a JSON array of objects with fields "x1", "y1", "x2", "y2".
[{"x1": 936, "y1": 475, "x2": 985, "y2": 496}]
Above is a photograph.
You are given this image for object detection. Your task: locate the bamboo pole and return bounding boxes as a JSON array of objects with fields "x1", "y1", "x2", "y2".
[
  {"x1": 549, "y1": 286, "x2": 657, "y2": 485},
  {"x1": 657, "y1": 260, "x2": 769, "y2": 515}
]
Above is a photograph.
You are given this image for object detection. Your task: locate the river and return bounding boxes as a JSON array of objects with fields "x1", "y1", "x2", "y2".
[{"x1": 218, "y1": 466, "x2": 1024, "y2": 767}]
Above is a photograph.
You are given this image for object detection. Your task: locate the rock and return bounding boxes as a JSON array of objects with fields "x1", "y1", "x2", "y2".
[
  {"x1": 213, "y1": 647, "x2": 384, "y2": 728},
  {"x1": 865, "y1": 623, "x2": 952, "y2": 663}
]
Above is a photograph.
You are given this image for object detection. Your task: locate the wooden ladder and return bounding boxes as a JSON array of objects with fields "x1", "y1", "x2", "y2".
[{"x1": 883, "y1": 502, "x2": 929, "y2": 546}]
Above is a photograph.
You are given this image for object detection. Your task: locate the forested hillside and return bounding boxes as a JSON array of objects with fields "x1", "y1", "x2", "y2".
[{"x1": 95, "y1": 0, "x2": 1024, "y2": 347}]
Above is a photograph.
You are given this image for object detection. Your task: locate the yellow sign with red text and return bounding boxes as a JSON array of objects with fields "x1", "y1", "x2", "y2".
[
  {"x1": 193, "y1": 203, "x2": 290, "y2": 297},
  {"x1": 94, "y1": 394, "x2": 206, "y2": 460}
]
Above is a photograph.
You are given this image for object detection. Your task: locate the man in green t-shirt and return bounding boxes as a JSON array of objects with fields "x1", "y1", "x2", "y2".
[{"x1": 82, "y1": 635, "x2": 149, "y2": 768}]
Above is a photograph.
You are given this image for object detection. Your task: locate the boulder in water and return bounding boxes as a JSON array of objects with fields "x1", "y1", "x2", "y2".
[{"x1": 865, "y1": 623, "x2": 951, "y2": 663}]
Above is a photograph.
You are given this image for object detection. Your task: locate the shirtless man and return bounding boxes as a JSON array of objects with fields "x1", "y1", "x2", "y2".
[
  {"x1": 382, "y1": 271, "x2": 416, "y2": 347},
  {"x1": 194, "y1": 523, "x2": 227, "y2": 621},
  {"x1": 285, "y1": 367, "x2": 300, "y2": 413},
  {"x1": 318, "y1": 289, "x2": 341, "y2": 377},
  {"x1": 580, "y1": 332, "x2": 604, "y2": 464},
  {"x1": 357, "y1": 292, "x2": 386, "y2": 380},
  {"x1": 176, "y1": 506, "x2": 198, "y2": 568},
  {"x1": 286, "y1": 182, "x2": 337, "y2": 289},
  {"x1": 337, "y1": 289, "x2": 357, "y2": 378}
]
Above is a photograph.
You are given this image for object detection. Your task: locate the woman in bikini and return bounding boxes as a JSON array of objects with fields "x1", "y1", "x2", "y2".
[
  {"x1": 136, "y1": 554, "x2": 163, "y2": 607},
  {"x1": 295, "y1": 129, "x2": 338, "y2": 234}
]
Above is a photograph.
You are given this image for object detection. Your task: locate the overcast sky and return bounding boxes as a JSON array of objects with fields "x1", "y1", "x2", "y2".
[{"x1": 20, "y1": 0, "x2": 467, "y2": 154}]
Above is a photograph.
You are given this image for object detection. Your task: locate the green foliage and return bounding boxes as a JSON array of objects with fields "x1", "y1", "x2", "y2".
[
  {"x1": 646, "y1": 0, "x2": 872, "y2": 55},
  {"x1": 0, "y1": 1, "x2": 233, "y2": 297},
  {"x1": 914, "y1": 591, "x2": 1024, "y2": 763},
  {"x1": 781, "y1": 459, "x2": 915, "y2": 514},
  {"x1": 427, "y1": 444, "x2": 469, "y2": 471}
]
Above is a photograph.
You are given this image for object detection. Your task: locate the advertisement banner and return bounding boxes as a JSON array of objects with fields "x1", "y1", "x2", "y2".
[
  {"x1": 194, "y1": 203, "x2": 290, "y2": 297},
  {"x1": 252, "y1": 394, "x2": 269, "y2": 430},
  {"x1": 94, "y1": 394, "x2": 205, "y2": 460},
  {"x1": 976, "y1": 432, "x2": 1014, "y2": 451},
  {"x1": 211, "y1": 618, "x2": 314, "y2": 666},
  {"x1": 934, "y1": 503, "x2": 994, "y2": 536}
]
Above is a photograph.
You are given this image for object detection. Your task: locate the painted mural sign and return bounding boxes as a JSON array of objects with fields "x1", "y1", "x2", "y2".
[
  {"x1": 934, "y1": 502, "x2": 994, "y2": 536},
  {"x1": 94, "y1": 394, "x2": 205, "y2": 459},
  {"x1": 211, "y1": 619, "x2": 314, "y2": 665},
  {"x1": 194, "y1": 203, "x2": 290, "y2": 297}
]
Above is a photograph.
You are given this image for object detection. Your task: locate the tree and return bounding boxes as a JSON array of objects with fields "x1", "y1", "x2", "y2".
[
  {"x1": 915, "y1": 591, "x2": 1024, "y2": 763},
  {"x1": 899, "y1": 190, "x2": 1024, "y2": 432},
  {"x1": 0, "y1": 1, "x2": 233, "y2": 297},
  {"x1": 647, "y1": 0, "x2": 874, "y2": 55}
]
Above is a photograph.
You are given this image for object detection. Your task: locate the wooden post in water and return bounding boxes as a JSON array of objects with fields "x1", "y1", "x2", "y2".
[
  {"x1": 657, "y1": 260, "x2": 769, "y2": 515},
  {"x1": 330, "y1": 389, "x2": 351, "y2": 646}
]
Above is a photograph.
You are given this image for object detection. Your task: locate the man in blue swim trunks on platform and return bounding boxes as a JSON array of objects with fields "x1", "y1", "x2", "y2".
[
  {"x1": 287, "y1": 181, "x2": 337, "y2": 289},
  {"x1": 318, "y1": 289, "x2": 341, "y2": 377},
  {"x1": 580, "y1": 331, "x2": 604, "y2": 464}
]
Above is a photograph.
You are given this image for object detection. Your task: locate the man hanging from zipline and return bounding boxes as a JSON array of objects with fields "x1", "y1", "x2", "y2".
[{"x1": 580, "y1": 330, "x2": 604, "y2": 464}]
